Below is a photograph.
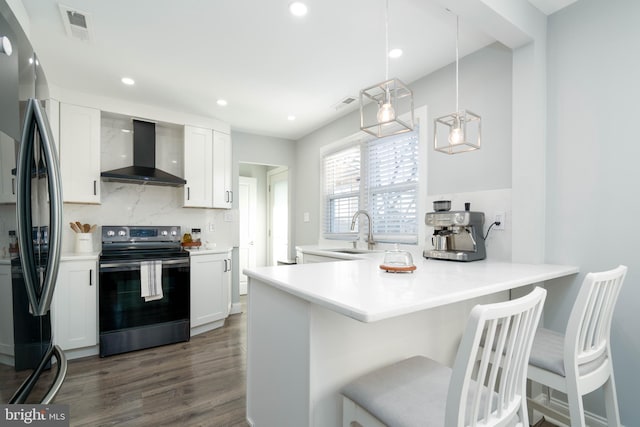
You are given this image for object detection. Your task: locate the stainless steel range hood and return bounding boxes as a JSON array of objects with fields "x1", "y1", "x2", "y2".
[{"x1": 101, "y1": 119, "x2": 186, "y2": 187}]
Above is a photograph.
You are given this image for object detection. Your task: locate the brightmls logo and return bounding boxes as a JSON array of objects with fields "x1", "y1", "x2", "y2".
[{"x1": 0, "y1": 405, "x2": 69, "y2": 426}]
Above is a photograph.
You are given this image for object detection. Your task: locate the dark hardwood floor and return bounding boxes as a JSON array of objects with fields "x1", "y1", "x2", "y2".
[{"x1": 1, "y1": 311, "x2": 248, "y2": 426}]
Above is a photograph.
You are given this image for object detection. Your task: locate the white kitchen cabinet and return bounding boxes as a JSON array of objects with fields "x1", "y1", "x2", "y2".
[
  {"x1": 59, "y1": 103, "x2": 101, "y2": 204},
  {"x1": 51, "y1": 258, "x2": 98, "y2": 351},
  {"x1": 183, "y1": 127, "x2": 232, "y2": 209},
  {"x1": 0, "y1": 263, "x2": 13, "y2": 360},
  {"x1": 0, "y1": 132, "x2": 17, "y2": 204},
  {"x1": 190, "y1": 250, "x2": 231, "y2": 333},
  {"x1": 212, "y1": 130, "x2": 232, "y2": 209},
  {"x1": 183, "y1": 125, "x2": 213, "y2": 208}
]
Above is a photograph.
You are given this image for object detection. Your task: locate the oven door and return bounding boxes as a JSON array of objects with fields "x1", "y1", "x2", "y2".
[{"x1": 98, "y1": 257, "x2": 190, "y2": 357}]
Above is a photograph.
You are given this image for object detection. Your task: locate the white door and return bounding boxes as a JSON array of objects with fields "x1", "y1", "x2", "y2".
[
  {"x1": 239, "y1": 176, "x2": 257, "y2": 295},
  {"x1": 268, "y1": 168, "x2": 289, "y2": 266}
]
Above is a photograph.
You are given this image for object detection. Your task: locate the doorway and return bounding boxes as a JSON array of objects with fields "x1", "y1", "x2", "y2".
[
  {"x1": 238, "y1": 163, "x2": 289, "y2": 295},
  {"x1": 268, "y1": 167, "x2": 289, "y2": 266},
  {"x1": 238, "y1": 176, "x2": 257, "y2": 295}
]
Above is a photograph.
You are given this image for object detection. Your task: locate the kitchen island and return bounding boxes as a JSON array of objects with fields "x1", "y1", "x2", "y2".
[{"x1": 244, "y1": 249, "x2": 578, "y2": 426}]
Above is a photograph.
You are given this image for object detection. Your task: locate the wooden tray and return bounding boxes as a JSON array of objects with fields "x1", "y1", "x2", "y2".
[
  {"x1": 379, "y1": 264, "x2": 416, "y2": 273},
  {"x1": 181, "y1": 241, "x2": 202, "y2": 247}
]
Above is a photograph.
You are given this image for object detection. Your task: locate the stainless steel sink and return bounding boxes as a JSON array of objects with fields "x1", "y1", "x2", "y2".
[{"x1": 326, "y1": 248, "x2": 382, "y2": 254}]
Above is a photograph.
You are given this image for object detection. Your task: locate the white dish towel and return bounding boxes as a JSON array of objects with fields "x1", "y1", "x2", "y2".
[{"x1": 140, "y1": 260, "x2": 163, "y2": 302}]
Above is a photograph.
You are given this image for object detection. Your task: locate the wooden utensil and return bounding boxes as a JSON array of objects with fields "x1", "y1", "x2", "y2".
[
  {"x1": 89, "y1": 224, "x2": 97, "y2": 233},
  {"x1": 83, "y1": 223, "x2": 90, "y2": 233},
  {"x1": 70, "y1": 222, "x2": 81, "y2": 233},
  {"x1": 75, "y1": 221, "x2": 83, "y2": 231}
]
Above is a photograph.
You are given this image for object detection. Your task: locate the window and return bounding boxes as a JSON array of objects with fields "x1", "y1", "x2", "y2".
[
  {"x1": 323, "y1": 128, "x2": 419, "y2": 244},
  {"x1": 323, "y1": 145, "x2": 361, "y2": 238}
]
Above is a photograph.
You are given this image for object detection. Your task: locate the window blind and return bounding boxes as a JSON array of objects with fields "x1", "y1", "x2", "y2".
[
  {"x1": 366, "y1": 129, "x2": 419, "y2": 243},
  {"x1": 323, "y1": 145, "x2": 361, "y2": 239},
  {"x1": 322, "y1": 128, "x2": 419, "y2": 243}
]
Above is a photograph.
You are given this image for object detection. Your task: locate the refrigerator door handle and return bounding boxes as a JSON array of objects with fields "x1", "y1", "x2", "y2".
[
  {"x1": 16, "y1": 98, "x2": 63, "y2": 316},
  {"x1": 9, "y1": 344, "x2": 68, "y2": 404}
]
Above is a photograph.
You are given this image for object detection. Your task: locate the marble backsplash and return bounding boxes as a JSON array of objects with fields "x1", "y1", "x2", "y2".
[{"x1": 62, "y1": 182, "x2": 237, "y2": 254}]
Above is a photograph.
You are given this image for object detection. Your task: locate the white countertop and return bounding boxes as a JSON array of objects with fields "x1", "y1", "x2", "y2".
[
  {"x1": 186, "y1": 247, "x2": 232, "y2": 255},
  {"x1": 244, "y1": 248, "x2": 578, "y2": 323}
]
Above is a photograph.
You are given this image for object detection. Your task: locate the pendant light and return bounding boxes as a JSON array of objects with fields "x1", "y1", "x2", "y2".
[
  {"x1": 360, "y1": 0, "x2": 414, "y2": 138},
  {"x1": 434, "y1": 14, "x2": 481, "y2": 154}
]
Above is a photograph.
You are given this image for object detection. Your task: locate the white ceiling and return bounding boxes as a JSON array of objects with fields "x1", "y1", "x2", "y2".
[{"x1": 20, "y1": 0, "x2": 575, "y2": 140}]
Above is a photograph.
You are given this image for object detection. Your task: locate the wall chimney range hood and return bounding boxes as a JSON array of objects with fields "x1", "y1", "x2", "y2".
[{"x1": 101, "y1": 119, "x2": 186, "y2": 187}]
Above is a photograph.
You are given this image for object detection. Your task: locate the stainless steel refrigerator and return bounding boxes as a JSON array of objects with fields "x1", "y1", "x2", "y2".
[{"x1": 1, "y1": 1, "x2": 67, "y2": 403}]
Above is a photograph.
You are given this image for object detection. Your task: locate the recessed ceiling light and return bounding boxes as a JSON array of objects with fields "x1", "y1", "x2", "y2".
[
  {"x1": 389, "y1": 48, "x2": 403, "y2": 58},
  {"x1": 287, "y1": 115, "x2": 296, "y2": 121},
  {"x1": 217, "y1": 99, "x2": 228, "y2": 106},
  {"x1": 289, "y1": 2, "x2": 308, "y2": 17},
  {"x1": 121, "y1": 77, "x2": 135, "y2": 85}
]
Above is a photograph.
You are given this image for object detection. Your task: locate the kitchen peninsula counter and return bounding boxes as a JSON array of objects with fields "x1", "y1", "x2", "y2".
[{"x1": 244, "y1": 252, "x2": 578, "y2": 426}]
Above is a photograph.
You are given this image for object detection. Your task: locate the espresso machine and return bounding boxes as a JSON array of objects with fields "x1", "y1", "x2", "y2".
[{"x1": 423, "y1": 202, "x2": 486, "y2": 262}]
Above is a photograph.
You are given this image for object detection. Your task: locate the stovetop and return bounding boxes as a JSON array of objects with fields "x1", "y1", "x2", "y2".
[{"x1": 100, "y1": 225, "x2": 186, "y2": 260}]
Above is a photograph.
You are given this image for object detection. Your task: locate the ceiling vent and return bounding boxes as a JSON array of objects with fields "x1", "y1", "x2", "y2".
[
  {"x1": 332, "y1": 96, "x2": 357, "y2": 111},
  {"x1": 59, "y1": 4, "x2": 93, "y2": 41}
]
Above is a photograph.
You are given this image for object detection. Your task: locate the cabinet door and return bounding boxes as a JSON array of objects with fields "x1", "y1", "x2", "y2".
[
  {"x1": 190, "y1": 252, "x2": 231, "y2": 327},
  {"x1": 59, "y1": 103, "x2": 101, "y2": 203},
  {"x1": 183, "y1": 125, "x2": 213, "y2": 207},
  {"x1": 52, "y1": 259, "x2": 97, "y2": 350},
  {"x1": 212, "y1": 130, "x2": 232, "y2": 209},
  {"x1": 0, "y1": 132, "x2": 17, "y2": 203},
  {"x1": 0, "y1": 264, "x2": 13, "y2": 357}
]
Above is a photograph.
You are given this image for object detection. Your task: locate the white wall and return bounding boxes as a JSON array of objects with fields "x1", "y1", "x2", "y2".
[
  {"x1": 545, "y1": 0, "x2": 640, "y2": 423},
  {"x1": 295, "y1": 43, "x2": 513, "y2": 247}
]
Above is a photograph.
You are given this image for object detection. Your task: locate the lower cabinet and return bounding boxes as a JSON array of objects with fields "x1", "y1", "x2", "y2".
[
  {"x1": 0, "y1": 263, "x2": 13, "y2": 360},
  {"x1": 190, "y1": 251, "x2": 232, "y2": 331},
  {"x1": 51, "y1": 258, "x2": 98, "y2": 351}
]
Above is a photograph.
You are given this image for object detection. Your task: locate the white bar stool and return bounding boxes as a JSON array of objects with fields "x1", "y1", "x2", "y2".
[
  {"x1": 342, "y1": 287, "x2": 547, "y2": 427},
  {"x1": 527, "y1": 265, "x2": 627, "y2": 427}
]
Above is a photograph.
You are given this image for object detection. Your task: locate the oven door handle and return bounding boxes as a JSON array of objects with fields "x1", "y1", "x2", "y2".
[{"x1": 100, "y1": 258, "x2": 190, "y2": 270}]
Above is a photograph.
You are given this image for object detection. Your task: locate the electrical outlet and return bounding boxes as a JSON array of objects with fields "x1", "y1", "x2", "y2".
[
  {"x1": 493, "y1": 212, "x2": 505, "y2": 230},
  {"x1": 208, "y1": 223, "x2": 215, "y2": 232}
]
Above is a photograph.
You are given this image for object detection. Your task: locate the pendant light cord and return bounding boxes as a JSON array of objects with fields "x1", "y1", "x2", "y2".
[
  {"x1": 455, "y1": 14, "x2": 459, "y2": 114},
  {"x1": 385, "y1": 0, "x2": 389, "y2": 81}
]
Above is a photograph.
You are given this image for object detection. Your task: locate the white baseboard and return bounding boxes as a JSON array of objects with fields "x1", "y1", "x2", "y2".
[
  {"x1": 230, "y1": 301, "x2": 245, "y2": 315},
  {"x1": 190, "y1": 319, "x2": 226, "y2": 337},
  {"x1": 64, "y1": 345, "x2": 99, "y2": 360},
  {"x1": 0, "y1": 353, "x2": 14, "y2": 366},
  {"x1": 530, "y1": 392, "x2": 623, "y2": 427}
]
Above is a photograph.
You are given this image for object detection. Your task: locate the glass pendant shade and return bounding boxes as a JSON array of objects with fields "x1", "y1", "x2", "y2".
[
  {"x1": 433, "y1": 14, "x2": 481, "y2": 155},
  {"x1": 434, "y1": 110, "x2": 481, "y2": 154},
  {"x1": 360, "y1": 78, "x2": 414, "y2": 138}
]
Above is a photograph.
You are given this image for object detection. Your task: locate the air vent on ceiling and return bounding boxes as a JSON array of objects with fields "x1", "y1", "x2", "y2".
[
  {"x1": 59, "y1": 4, "x2": 93, "y2": 41},
  {"x1": 332, "y1": 96, "x2": 357, "y2": 111}
]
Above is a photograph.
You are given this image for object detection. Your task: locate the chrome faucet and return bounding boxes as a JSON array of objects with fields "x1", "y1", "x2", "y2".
[{"x1": 351, "y1": 210, "x2": 375, "y2": 250}]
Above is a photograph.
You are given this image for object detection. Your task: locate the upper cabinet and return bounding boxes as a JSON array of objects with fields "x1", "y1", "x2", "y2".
[
  {"x1": 184, "y1": 125, "x2": 213, "y2": 208},
  {"x1": 183, "y1": 126, "x2": 232, "y2": 209},
  {"x1": 0, "y1": 132, "x2": 17, "y2": 204},
  {"x1": 212, "y1": 130, "x2": 232, "y2": 209},
  {"x1": 59, "y1": 103, "x2": 101, "y2": 204}
]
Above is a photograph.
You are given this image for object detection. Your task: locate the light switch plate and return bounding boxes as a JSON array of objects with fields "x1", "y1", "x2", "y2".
[{"x1": 303, "y1": 212, "x2": 310, "y2": 223}]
